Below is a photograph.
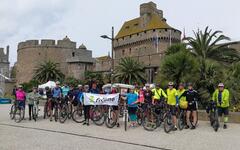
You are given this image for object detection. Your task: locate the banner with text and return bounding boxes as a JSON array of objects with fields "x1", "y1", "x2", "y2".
[{"x1": 83, "y1": 93, "x2": 119, "y2": 106}]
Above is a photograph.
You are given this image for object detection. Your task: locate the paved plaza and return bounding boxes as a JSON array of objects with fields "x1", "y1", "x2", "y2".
[{"x1": 0, "y1": 104, "x2": 239, "y2": 150}]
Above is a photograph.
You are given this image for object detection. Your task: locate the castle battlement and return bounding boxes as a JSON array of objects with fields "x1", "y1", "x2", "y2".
[{"x1": 18, "y1": 37, "x2": 77, "y2": 50}]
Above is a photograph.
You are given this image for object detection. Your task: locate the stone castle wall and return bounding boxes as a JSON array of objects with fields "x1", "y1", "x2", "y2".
[{"x1": 16, "y1": 38, "x2": 94, "y2": 84}]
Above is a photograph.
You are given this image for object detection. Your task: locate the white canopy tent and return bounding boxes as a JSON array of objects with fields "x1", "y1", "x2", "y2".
[{"x1": 38, "y1": 81, "x2": 56, "y2": 89}]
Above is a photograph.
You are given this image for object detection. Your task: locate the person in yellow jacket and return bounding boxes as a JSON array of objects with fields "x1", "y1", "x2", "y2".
[
  {"x1": 212, "y1": 83, "x2": 230, "y2": 129},
  {"x1": 151, "y1": 84, "x2": 167, "y2": 105},
  {"x1": 166, "y1": 82, "x2": 178, "y2": 131},
  {"x1": 177, "y1": 83, "x2": 187, "y2": 109}
]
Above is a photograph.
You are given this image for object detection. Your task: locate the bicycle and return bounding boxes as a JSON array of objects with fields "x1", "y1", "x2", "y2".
[
  {"x1": 9, "y1": 100, "x2": 16, "y2": 120},
  {"x1": 32, "y1": 100, "x2": 40, "y2": 121},
  {"x1": 72, "y1": 102, "x2": 85, "y2": 123},
  {"x1": 53, "y1": 98, "x2": 65, "y2": 122},
  {"x1": 163, "y1": 105, "x2": 175, "y2": 133},
  {"x1": 136, "y1": 103, "x2": 145, "y2": 125},
  {"x1": 142, "y1": 102, "x2": 166, "y2": 131},
  {"x1": 142, "y1": 104, "x2": 159, "y2": 131},
  {"x1": 43, "y1": 98, "x2": 52, "y2": 119},
  {"x1": 178, "y1": 108, "x2": 187, "y2": 130},
  {"x1": 123, "y1": 102, "x2": 129, "y2": 131},
  {"x1": 104, "y1": 105, "x2": 118, "y2": 128},
  {"x1": 208, "y1": 101, "x2": 219, "y2": 132},
  {"x1": 14, "y1": 101, "x2": 25, "y2": 123},
  {"x1": 189, "y1": 100, "x2": 199, "y2": 127},
  {"x1": 58, "y1": 100, "x2": 69, "y2": 123}
]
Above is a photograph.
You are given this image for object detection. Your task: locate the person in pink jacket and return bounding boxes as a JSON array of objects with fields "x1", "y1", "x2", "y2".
[{"x1": 15, "y1": 85, "x2": 26, "y2": 118}]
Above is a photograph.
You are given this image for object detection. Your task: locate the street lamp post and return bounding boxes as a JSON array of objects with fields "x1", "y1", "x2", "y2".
[{"x1": 100, "y1": 26, "x2": 114, "y2": 83}]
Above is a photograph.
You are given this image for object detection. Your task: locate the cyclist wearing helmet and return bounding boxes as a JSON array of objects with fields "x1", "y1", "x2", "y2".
[
  {"x1": 179, "y1": 83, "x2": 199, "y2": 129},
  {"x1": 177, "y1": 83, "x2": 187, "y2": 109},
  {"x1": 166, "y1": 82, "x2": 178, "y2": 131},
  {"x1": 15, "y1": 85, "x2": 26, "y2": 119},
  {"x1": 151, "y1": 83, "x2": 167, "y2": 105},
  {"x1": 52, "y1": 81, "x2": 62, "y2": 122},
  {"x1": 27, "y1": 87, "x2": 41, "y2": 121},
  {"x1": 212, "y1": 83, "x2": 230, "y2": 129}
]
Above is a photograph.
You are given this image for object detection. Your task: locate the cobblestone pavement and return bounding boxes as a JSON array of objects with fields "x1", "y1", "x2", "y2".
[{"x1": 0, "y1": 104, "x2": 239, "y2": 150}]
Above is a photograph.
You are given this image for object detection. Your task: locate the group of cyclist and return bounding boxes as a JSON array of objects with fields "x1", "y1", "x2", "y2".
[{"x1": 12, "y1": 80, "x2": 230, "y2": 130}]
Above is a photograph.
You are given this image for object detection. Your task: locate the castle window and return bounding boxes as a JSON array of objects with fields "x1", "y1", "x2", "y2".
[
  {"x1": 129, "y1": 48, "x2": 131, "y2": 54},
  {"x1": 125, "y1": 26, "x2": 130, "y2": 29},
  {"x1": 130, "y1": 35, "x2": 132, "y2": 38},
  {"x1": 144, "y1": 31, "x2": 147, "y2": 34},
  {"x1": 165, "y1": 29, "x2": 168, "y2": 32},
  {"x1": 72, "y1": 52, "x2": 75, "y2": 57},
  {"x1": 153, "y1": 29, "x2": 156, "y2": 32},
  {"x1": 38, "y1": 53, "x2": 41, "y2": 55},
  {"x1": 137, "y1": 33, "x2": 139, "y2": 36},
  {"x1": 122, "y1": 50, "x2": 125, "y2": 55},
  {"x1": 134, "y1": 23, "x2": 138, "y2": 26}
]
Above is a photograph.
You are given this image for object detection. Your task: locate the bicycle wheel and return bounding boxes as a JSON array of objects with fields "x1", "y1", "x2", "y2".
[
  {"x1": 142, "y1": 111, "x2": 158, "y2": 131},
  {"x1": 33, "y1": 106, "x2": 37, "y2": 121},
  {"x1": 136, "y1": 109, "x2": 143, "y2": 125},
  {"x1": 54, "y1": 107, "x2": 58, "y2": 122},
  {"x1": 164, "y1": 112, "x2": 173, "y2": 133},
  {"x1": 72, "y1": 108, "x2": 85, "y2": 123},
  {"x1": 178, "y1": 111, "x2": 185, "y2": 130},
  {"x1": 105, "y1": 109, "x2": 117, "y2": 128},
  {"x1": 213, "y1": 111, "x2": 219, "y2": 132},
  {"x1": 209, "y1": 111, "x2": 214, "y2": 126},
  {"x1": 14, "y1": 108, "x2": 23, "y2": 123},
  {"x1": 59, "y1": 105, "x2": 68, "y2": 123},
  {"x1": 43, "y1": 104, "x2": 47, "y2": 119},
  {"x1": 10, "y1": 105, "x2": 15, "y2": 119},
  {"x1": 124, "y1": 111, "x2": 128, "y2": 131},
  {"x1": 92, "y1": 107, "x2": 105, "y2": 126}
]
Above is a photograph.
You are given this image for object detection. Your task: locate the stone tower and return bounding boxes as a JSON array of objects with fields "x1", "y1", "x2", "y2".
[
  {"x1": 0, "y1": 46, "x2": 10, "y2": 77},
  {"x1": 114, "y1": 1, "x2": 181, "y2": 83}
]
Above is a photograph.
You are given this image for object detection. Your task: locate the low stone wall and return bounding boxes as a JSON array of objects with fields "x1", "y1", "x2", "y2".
[{"x1": 198, "y1": 110, "x2": 240, "y2": 123}]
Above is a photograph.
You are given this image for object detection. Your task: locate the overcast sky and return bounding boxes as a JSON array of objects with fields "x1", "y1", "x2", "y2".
[{"x1": 1, "y1": 0, "x2": 240, "y2": 66}]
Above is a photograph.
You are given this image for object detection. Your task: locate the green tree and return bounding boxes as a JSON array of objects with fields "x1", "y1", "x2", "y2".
[
  {"x1": 33, "y1": 61, "x2": 65, "y2": 83},
  {"x1": 63, "y1": 76, "x2": 82, "y2": 87},
  {"x1": 224, "y1": 62, "x2": 240, "y2": 110},
  {"x1": 84, "y1": 71, "x2": 105, "y2": 86},
  {"x1": 21, "y1": 80, "x2": 39, "y2": 92},
  {"x1": 156, "y1": 48, "x2": 198, "y2": 86},
  {"x1": 114, "y1": 57, "x2": 146, "y2": 84},
  {"x1": 184, "y1": 27, "x2": 240, "y2": 81}
]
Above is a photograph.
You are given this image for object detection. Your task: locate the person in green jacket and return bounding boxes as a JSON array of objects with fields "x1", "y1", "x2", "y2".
[
  {"x1": 212, "y1": 83, "x2": 230, "y2": 129},
  {"x1": 27, "y1": 87, "x2": 41, "y2": 121}
]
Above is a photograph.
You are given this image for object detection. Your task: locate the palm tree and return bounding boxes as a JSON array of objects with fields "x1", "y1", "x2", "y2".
[
  {"x1": 165, "y1": 43, "x2": 187, "y2": 55},
  {"x1": 114, "y1": 57, "x2": 146, "y2": 84},
  {"x1": 33, "y1": 61, "x2": 65, "y2": 83},
  {"x1": 157, "y1": 49, "x2": 198, "y2": 86},
  {"x1": 185, "y1": 27, "x2": 240, "y2": 80},
  {"x1": 224, "y1": 62, "x2": 240, "y2": 109}
]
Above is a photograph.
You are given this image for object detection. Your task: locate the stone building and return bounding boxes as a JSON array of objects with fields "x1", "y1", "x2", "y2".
[
  {"x1": 0, "y1": 46, "x2": 10, "y2": 96},
  {"x1": 94, "y1": 55, "x2": 112, "y2": 73},
  {"x1": 114, "y1": 2, "x2": 181, "y2": 82},
  {"x1": 0, "y1": 46, "x2": 10, "y2": 77},
  {"x1": 16, "y1": 37, "x2": 95, "y2": 84}
]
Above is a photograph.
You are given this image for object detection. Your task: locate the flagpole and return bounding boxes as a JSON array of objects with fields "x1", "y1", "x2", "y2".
[{"x1": 156, "y1": 32, "x2": 159, "y2": 53}]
